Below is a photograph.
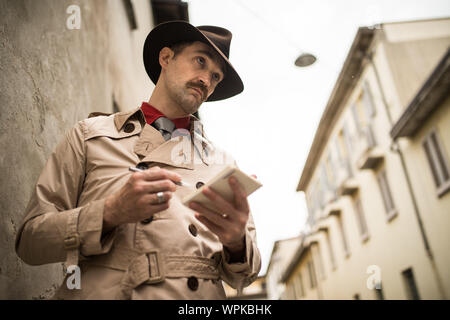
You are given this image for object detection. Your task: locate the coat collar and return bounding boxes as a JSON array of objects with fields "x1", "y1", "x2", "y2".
[
  {"x1": 114, "y1": 107, "x2": 146, "y2": 131},
  {"x1": 115, "y1": 107, "x2": 212, "y2": 167},
  {"x1": 113, "y1": 106, "x2": 204, "y2": 134}
]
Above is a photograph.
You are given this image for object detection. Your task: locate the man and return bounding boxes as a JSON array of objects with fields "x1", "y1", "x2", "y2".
[{"x1": 15, "y1": 21, "x2": 261, "y2": 299}]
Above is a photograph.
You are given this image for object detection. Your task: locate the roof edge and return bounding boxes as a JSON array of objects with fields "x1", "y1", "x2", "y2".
[
  {"x1": 297, "y1": 27, "x2": 376, "y2": 192},
  {"x1": 390, "y1": 48, "x2": 450, "y2": 139}
]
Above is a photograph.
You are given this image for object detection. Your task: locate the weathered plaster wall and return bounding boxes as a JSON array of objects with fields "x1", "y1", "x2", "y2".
[{"x1": 0, "y1": 0, "x2": 154, "y2": 299}]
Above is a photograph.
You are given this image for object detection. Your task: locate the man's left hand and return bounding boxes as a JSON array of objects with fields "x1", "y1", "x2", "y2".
[{"x1": 189, "y1": 176, "x2": 252, "y2": 259}]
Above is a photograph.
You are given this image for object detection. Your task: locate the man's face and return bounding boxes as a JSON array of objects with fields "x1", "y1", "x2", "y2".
[{"x1": 161, "y1": 41, "x2": 225, "y2": 115}]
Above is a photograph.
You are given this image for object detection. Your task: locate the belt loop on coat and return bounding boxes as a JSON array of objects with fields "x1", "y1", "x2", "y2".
[
  {"x1": 146, "y1": 249, "x2": 165, "y2": 284},
  {"x1": 63, "y1": 209, "x2": 81, "y2": 271}
]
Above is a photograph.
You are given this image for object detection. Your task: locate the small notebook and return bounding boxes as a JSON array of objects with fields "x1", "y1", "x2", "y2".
[{"x1": 182, "y1": 166, "x2": 262, "y2": 213}]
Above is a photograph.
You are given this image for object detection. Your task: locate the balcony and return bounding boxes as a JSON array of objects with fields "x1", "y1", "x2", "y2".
[
  {"x1": 355, "y1": 124, "x2": 383, "y2": 170},
  {"x1": 323, "y1": 201, "x2": 340, "y2": 218},
  {"x1": 335, "y1": 159, "x2": 358, "y2": 196}
]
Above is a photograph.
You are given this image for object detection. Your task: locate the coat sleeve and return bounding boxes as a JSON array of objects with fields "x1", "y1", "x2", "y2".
[
  {"x1": 217, "y1": 158, "x2": 262, "y2": 292},
  {"x1": 15, "y1": 120, "x2": 117, "y2": 266},
  {"x1": 219, "y1": 210, "x2": 261, "y2": 292}
]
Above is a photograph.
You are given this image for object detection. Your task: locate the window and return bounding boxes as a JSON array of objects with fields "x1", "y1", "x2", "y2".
[
  {"x1": 351, "y1": 103, "x2": 362, "y2": 134},
  {"x1": 324, "y1": 230, "x2": 337, "y2": 270},
  {"x1": 376, "y1": 169, "x2": 397, "y2": 220},
  {"x1": 321, "y1": 162, "x2": 336, "y2": 203},
  {"x1": 334, "y1": 137, "x2": 343, "y2": 164},
  {"x1": 326, "y1": 153, "x2": 336, "y2": 190},
  {"x1": 320, "y1": 164, "x2": 330, "y2": 195},
  {"x1": 336, "y1": 135, "x2": 353, "y2": 179},
  {"x1": 307, "y1": 180, "x2": 321, "y2": 225},
  {"x1": 402, "y1": 268, "x2": 420, "y2": 300},
  {"x1": 336, "y1": 214, "x2": 350, "y2": 257},
  {"x1": 353, "y1": 195, "x2": 369, "y2": 241},
  {"x1": 306, "y1": 200, "x2": 315, "y2": 226},
  {"x1": 307, "y1": 260, "x2": 317, "y2": 289},
  {"x1": 318, "y1": 179, "x2": 326, "y2": 210},
  {"x1": 287, "y1": 282, "x2": 296, "y2": 300},
  {"x1": 351, "y1": 84, "x2": 377, "y2": 152},
  {"x1": 352, "y1": 82, "x2": 376, "y2": 132},
  {"x1": 312, "y1": 243, "x2": 326, "y2": 280},
  {"x1": 362, "y1": 81, "x2": 376, "y2": 118},
  {"x1": 308, "y1": 180, "x2": 321, "y2": 223},
  {"x1": 364, "y1": 123, "x2": 377, "y2": 148},
  {"x1": 293, "y1": 272, "x2": 305, "y2": 298},
  {"x1": 423, "y1": 130, "x2": 450, "y2": 196},
  {"x1": 342, "y1": 124, "x2": 353, "y2": 155}
]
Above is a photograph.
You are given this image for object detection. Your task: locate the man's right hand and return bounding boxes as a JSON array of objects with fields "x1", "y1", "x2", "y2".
[{"x1": 103, "y1": 166, "x2": 181, "y2": 232}]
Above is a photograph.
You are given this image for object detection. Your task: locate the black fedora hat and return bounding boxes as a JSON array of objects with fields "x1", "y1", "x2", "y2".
[{"x1": 143, "y1": 21, "x2": 244, "y2": 102}]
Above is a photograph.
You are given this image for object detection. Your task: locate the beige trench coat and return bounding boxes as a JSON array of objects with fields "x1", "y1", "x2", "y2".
[{"x1": 15, "y1": 107, "x2": 261, "y2": 299}]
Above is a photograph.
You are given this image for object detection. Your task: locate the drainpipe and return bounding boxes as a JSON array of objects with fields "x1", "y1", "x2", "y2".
[{"x1": 365, "y1": 47, "x2": 447, "y2": 299}]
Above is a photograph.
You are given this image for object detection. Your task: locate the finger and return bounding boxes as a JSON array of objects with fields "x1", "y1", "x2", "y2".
[
  {"x1": 137, "y1": 179, "x2": 177, "y2": 193},
  {"x1": 189, "y1": 202, "x2": 231, "y2": 226},
  {"x1": 140, "y1": 167, "x2": 182, "y2": 184},
  {"x1": 142, "y1": 191, "x2": 173, "y2": 205},
  {"x1": 194, "y1": 212, "x2": 224, "y2": 237},
  {"x1": 142, "y1": 202, "x2": 170, "y2": 217},
  {"x1": 251, "y1": 174, "x2": 257, "y2": 179},
  {"x1": 201, "y1": 186, "x2": 237, "y2": 218},
  {"x1": 229, "y1": 177, "x2": 250, "y2": 214}
]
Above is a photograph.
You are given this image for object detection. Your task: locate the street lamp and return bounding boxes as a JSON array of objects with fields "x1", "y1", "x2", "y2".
[{"x1": 295, "y1": 52, "x2": 317, "y2": 67}]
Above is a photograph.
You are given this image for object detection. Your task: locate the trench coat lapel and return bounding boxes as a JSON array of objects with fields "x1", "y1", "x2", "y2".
[
  {"x1": 140, "y1": 129, "x2": 195, "y2": 170},
  {"x1": 115, "y1": 107, "x2": 212, "y2": 169}
]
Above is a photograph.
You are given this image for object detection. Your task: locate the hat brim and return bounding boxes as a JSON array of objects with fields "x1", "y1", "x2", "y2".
[{"x1": 143, "y1": 21, "x2": 244, "y2": 102}]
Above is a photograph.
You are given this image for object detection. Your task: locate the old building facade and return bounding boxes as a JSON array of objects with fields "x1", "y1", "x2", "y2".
[{"x1": 283, "y1": 18, "x2": 450, "y2": 300}]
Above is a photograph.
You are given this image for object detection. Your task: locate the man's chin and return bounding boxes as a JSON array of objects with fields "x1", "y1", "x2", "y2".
[{"x1": 180, "y1": 100, "x2": 202, "y2": 115}]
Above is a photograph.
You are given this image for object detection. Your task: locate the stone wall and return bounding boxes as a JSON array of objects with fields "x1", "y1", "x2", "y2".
[{"x1": 0, "y1": 0, "x2": 154, "y2": 299}]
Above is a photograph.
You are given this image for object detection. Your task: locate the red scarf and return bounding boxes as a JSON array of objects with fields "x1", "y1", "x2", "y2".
[{"x1": 140, "y1": 102, "x2": 191, "y2": 130}]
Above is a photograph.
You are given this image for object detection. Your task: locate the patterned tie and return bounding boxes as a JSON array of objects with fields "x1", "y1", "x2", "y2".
[{"x1": 152, "y1": 117, "x2": 176, "y2": 141}]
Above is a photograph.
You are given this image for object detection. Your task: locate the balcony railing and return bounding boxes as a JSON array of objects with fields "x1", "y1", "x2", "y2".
[
  {"x1": 335, "y1": 158, "x2": 358, "y2": 196},
  {"x1": 356, "y1": 124, "x2": 383, "y2": 170}
]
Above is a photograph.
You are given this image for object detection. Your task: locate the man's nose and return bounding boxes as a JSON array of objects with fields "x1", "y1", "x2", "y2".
[{"x1": 198, "y1": 73, "x2": 211, "y2": 89}]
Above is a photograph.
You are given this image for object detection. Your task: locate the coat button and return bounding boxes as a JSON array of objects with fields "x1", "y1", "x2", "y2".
[
  {"x1": 187, "y1": 276, "x2": 199, "y2": 291},
  {"x1": 188, "y1": 224, "x2": 198, "y2": 237},
  {"x1": 196, "y1": 181, "x2": 204, "y2": 189},
  {"x1": 124, "y1": 123, "x2": 135, "y2": 133},
  {"x1": 141, "y1": 216, "x2": 153, "y2": 224},
  {"x1": 137, "y1": 163, "x2": 149, "y2": 170}
]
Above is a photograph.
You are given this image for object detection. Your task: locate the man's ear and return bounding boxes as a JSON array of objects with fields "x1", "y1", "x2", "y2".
[{"x1": 159, "y1": 47, "x2": 174, "y2": 70}]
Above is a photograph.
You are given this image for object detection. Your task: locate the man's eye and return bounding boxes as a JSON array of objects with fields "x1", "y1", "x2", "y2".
[
  {"x1": 197, "y1": 57, "x2": 205, "y2": 65},
  {"x1": 213, "y1": 73, "x2": 221, "y2": 82}
]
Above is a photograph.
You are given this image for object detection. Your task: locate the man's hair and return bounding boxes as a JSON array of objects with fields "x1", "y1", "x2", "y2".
[{"x1": 169, "y1": 41, "x2": 193, "y2": 58}]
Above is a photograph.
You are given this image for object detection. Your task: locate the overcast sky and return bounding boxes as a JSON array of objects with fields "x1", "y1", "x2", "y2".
[{"x1": 187, "y1": 0, "x2": 450, "y2": 274}]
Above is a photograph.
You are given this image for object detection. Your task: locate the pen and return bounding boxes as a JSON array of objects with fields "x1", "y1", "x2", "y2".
[{"x1": 128, "y1": 166, "x2": 191, "y2": 187}]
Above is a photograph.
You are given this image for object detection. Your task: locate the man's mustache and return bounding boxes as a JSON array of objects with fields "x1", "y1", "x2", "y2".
[{"x1": 186, "y1": 82, "x2": 207, "y2": 100}]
